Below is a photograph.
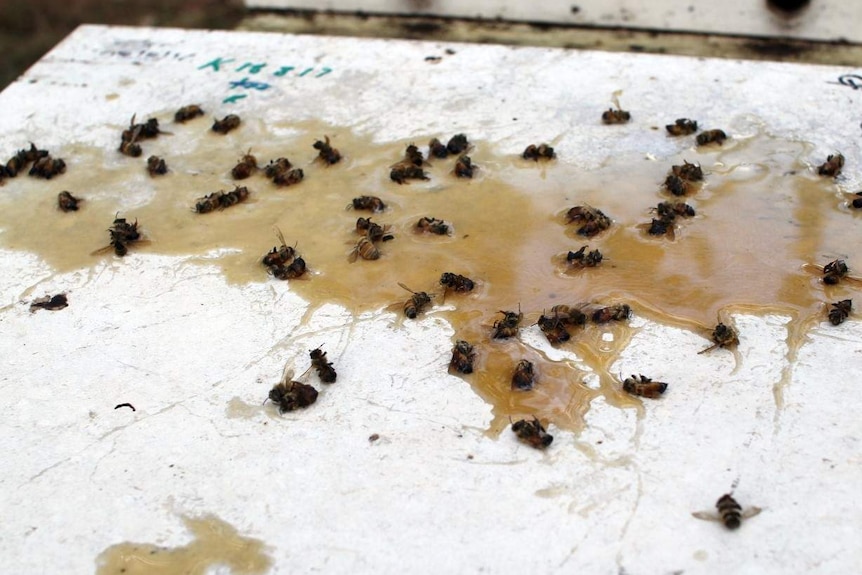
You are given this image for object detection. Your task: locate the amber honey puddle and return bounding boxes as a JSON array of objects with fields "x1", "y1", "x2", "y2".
[{"x1": 0, "y1": 119, "x2": 858, "y2": 433}]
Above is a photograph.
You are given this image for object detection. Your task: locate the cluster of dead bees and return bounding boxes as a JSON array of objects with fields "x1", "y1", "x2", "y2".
[{"x1": 0, "y1": 142, "x2": 65, "y2": 184}]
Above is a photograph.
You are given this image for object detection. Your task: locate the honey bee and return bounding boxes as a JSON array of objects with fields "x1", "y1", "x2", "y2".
[
  {"x1": 601, "y1": 96, "x2": 631, "y2": 124},
  {"x1": 398, "y1": 282, "x2": 433, "y2": 319},
  {"x1": 671, "y1": 160, "x2": 704, "y2": 181},
  {"x1": 262, "y1": 227, "x2": 296, "y2": 269},
  {"x1": 537, "y1": 313, "x2": 571, "y2": 344},
  {"x1": 404, "y1": 144, "x2": 424, "y2": 166},
  {"x1": 566, "y1": 245, "x2": 603, "y2": 267},
  {"x1": 429, "y1": 137, "x2": 449, "y2": 159},
  {"x1": 449, "y1": 340, "x2": 476, "y2": 374},
  {"x1": 29, "y1": 155, "x2": 66, "y2": 179},
  {"x1": 356, "y1": 217, "x2": 394, "y2": 242},
  {"x1": 522, "y1": 143, "x2": 555, "y2": 161},
  {"x1": 29, "y1": 293, "x2": 68, "y2": 312},
  {"x1": 699, "y1": 322, "x2": 739, "y2": 354},
  {"x1": 823, "y1": 258, "x2": 848, "y2": 285},
  {"x1": 511, "y1": 359, "x2": 535, "y2": 390},
  {"x1": 566, "y1": 205, "x2": 612, "y2": 237},
  {"x1": 666, "y1": 118, "x2": 698, "y2": 136},
  {"x1": 446, "y1": 134, "x2": 469, "y2": 155},
  {"x1": 692, "y1": 493, "x2": 762, "y2": 530},
  {"x1": 696, "y1": 129, "x2": 728, "y2": 146},
  {"x1": 591, "y1": 304, "x2": 631, "y2": 324},
  {"x1": 817, "y1": 153, "x2": 844, "y2": 177},
  {"x1": 309, "y1": 346, "x2": 337, "y2": 383},
  {"x1": 851, "y1": 192, "x2": 862, "y2": 209},
  {"x1": 146, "y1": 155, "x2": 167, "y2": 176},
  {"x1": 416, "y1": 216, "x2": 450, "y2": 235},
  {"x1": 314, "y1": 136, "x2": 342, "y2": 165},
  {"x1": 212, "y1": 114, "x2": 241, "y2": 134},
  {"x1": 828, "y1": 299, "x2": 852, "y2": 326},
  {"x1": 493, "y1": 308, "x2": 523, "y2": 339},
  {"x1": 118, "y1": 139, "x2": 142, "y2": 157},
  {"x1": 622, "y1": 374, "x2": 668, "y2": 398},
  {"x1": 390, "y1": 162, "x2": 429, "y2": 184},
  {"x1": 231, "y1": 151, "x2": 258, "y2": 179},
  {"x1": 454, "y1": 155, "x2": 475, "y2": 178},
  {"x1": 272, "y1": 168, "x2": 304, "y2": 187},
  {"x1": 550, "y1": 304, "x2": 587, "y2": 326},
  {"x1": 664, "y1": 174, "x2": 690, "y2": 196},
  {"x1": 265, "y1": 367, "x2": 318, "y2": 414},
  {"x1": 94, "y1": 214, "x2": 141, "y2": 257},
  {"x1": 656, "y1": 201, "x2": 696, "y2": 218},
  {"x1": 272, "y1": 256, "x2": 307, "y2": 280},
  {"x1": 195, "y1": 186, "x2": 250, "y2": 213},
  {"x1": 174, "y1": 104, "x2": 204, "y2": 123},
  {"x1": 349, "y1": 236, "x2": 380, "y2": 262},
  {"x1": 264, "y1": 157, "x2": 293, "y2": 178},
  {"x1": 440, "y1": 273, "x2": 475, "y2": 299},
  {"x1": 511, "y1": 416, "x2": 553, "y2": 449},
  {"x1": 6, "y1": 143, "x2": 48, "y2": 176},
  {"x1": 58, "y1": 191, "x2": 81, "y2": 212},
  {"x1": 350, "y1": 195, "x2": 386, "y2": 212}
]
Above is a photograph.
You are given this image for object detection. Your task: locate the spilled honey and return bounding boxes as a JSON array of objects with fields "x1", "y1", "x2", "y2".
[
  {"x1": 95, "y1": 514, "x2": 271, "y2": 574},
  {"x1": 0, "y1": 118, "x2": 858, "y2": 433}
]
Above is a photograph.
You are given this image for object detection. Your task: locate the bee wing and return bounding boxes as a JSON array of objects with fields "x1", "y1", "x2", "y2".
[
  {"x1": 90, "y1": 244, "x2": 115, "y2": 256},
  {"x1": 273, "y1": 226, "x2": 287, "y2": 248},
  {"x1": 280, "y1": 364, "x2": 295, "y2": 385},
  {"x1": 347, "y1": 245, "x2": 359, "y2": 263},
  {"x1": 398, "y1": 282, "x2": 415, "y2": 294},
  {"x1": 741, "y1": 506, "x2": 763, "y2": 519},
  {"x1": 691, "y1": 510, "x2": 721, "y2": 522}
]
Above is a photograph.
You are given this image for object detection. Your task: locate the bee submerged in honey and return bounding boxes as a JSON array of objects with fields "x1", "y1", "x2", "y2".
[
  {"x1": 656, "y1": 201, "x2": 696, "y2": 219},
  {"x1": 429, "y1": 138, "x2": 449, "y2": 159},
  {"x1": 817, "y1": 153, "x2": 844, "y2": 177},
  {"x1": 231, "y1": 151, "x2": 258, "y2": 180},
  {"x1": 666, "y1": 118, "x2": 698, "y2": 136},
  {"x1": 699, "y1": 322, "x2": 739, "y2": 354},
  {"x1": 271, "y1": 256, "x2": 307, "y2": 280},
  {"x1": 440, "y1": 272, "x2": 475, "y2": 300},
  {"x1": 822, "y1": 259, "x2": 848, "y2": 285},
  {"x1": 195, "y1": 186, "x2": 250, "y2": 213},
  {"x1": 390, "y1": 162, "x2": 429, "y2": 184},
  {"x1": 349, "y1": 236, "x2": 380, "y2": 262},
  {"x1": 566, "y1": 245, "x2": 603, "y2": 268},
  {"x1": 664, "y1": 174, "x2": 690, "y2": 196},
  {"x1": 93, "y1": 214, "x2": 142, "y2": 257},
  {"x1": 828, "y1": 299, "x2": 852, "y2": 325},
  {"x1": 29, "y1": 155, "x2": 66, "y2": 179},
  {"x1": 272, "y1": 168, "x2": 304, "y2": 187},
  {"x1": 446, "y1": 133, "x2": 469, "y2": 155},
  {"x1": 265, "y1": 367, "x2": 318, "y2": 414},
  {"x1": 537, "y1": 313, "x2": 571, "y2": 345},
  {"x1": 696, "y1": 129, "x2": 728, "y2": 146},
  {"x1": 550, "y1": 304, "x2": 587, "y2": 327},
  {"x1": 146, "y1": 155, "x2": 167, "y2": 176},
  {"x1": 522, "y1": 143, "x2": 555, "y2": 161},
  {"x1": 350, "y1": 195, "x2": 386, "y2": 213},
  {"x1": 416, "y1": 216, "x2": 450, "y2": 235},
  {"x1": 404, "y1": 144, "x2": 424, "y2": 166},
  {"x1": 511, "y1": 417, "x2": 553, "y2": 449},
  {"x1": 313, "y1": 136, "x2": 342, "y2": 165},
  {"x1": 622, "y1": 374, "x2": 668, "y2": 399},
  {"x1": 6, "y1": 143, "x2": 48, "y2": 176},
  {"x1": 454, "y1": 155, "x2": 475, "y2": 178},
  {"x1": 57, "y1": 191, "x2": 81, "y2": 212},
  {"x1": 398, "y1": 282, "x2": 433, "y2": 319},
  {"x1": 174, "y1": 104, "x2": 204, "y2": 123},
  {"x1": 692, "y1": 493, "x2": 762, "y2": 530},
  {"x1": 566, "y1": 205, "x2": 612, "y2": 237},
  {"x1": 591, "y1": 304, "x2": 631, "y2": 324},
  {"x1": 671, "y1": 160, "x2": 704, "y2": 182},
  {"x1": 309, "y1": 346, "x2": 337, "y2": 383},
  {"x1": 261, "y1": 227, "x2": 296, "y2": 269},
  {"x1": 449, "y1": 340, "x2": 476, "y2": 374},
  {"x1": 493, "y1": 308, "x2": 523, "y2": 339},
  {"x1": 356, "y1": 217, "x2": 394, "y2": 242},
  {"x1": 511, "y1": 360, "x2": 535, "y2": 390},
  {"x1": 212, "y1": 114, "x2": 241, "y2": 134}
]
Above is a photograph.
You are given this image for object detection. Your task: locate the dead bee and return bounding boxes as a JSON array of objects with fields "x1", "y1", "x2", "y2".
[
  {"x1": 21, "y1": 143, "x2": 49, "y2": 164},
  {"x1": 511, "y1": 360, "x2": 535, "y2": 390},
  {"x1": 262, "y1": 227, "x2": 296, "y2": 269},
  {"x1": 696, "y1": 129, "x2": 728, "y2": 146},
  {"x1": 699, "y1": 322, "x2": 739, "y2": 354},
  {"x1": 265, "y1": 368, "x2": 318, "y2": 414},
  {"x1": 672, "y1": 160, "x2": 704, "y2": 182},
  {"x1": 817, "y1": 153, "x2": 844, "y2": 177},
  {"x1": 390, "y1": 162, "x2": 429, "y2": 184},
  {"x1": 440, "y1": 272, "x2": 475, "y2": 295},
  {"x1": 105, "y1": 214, "x2": 141, "y2": 257},
  {"x1": 656, "y1": 201, "x2": 695, "y2": 218},
  {"x1": 828, "y1": 299, "x2": 852, "y2": 325},
  {"x1": 551, "y1": 304, "x2": 587, "y2": 326},
  {"x1": 264, "y1": 157, "x2": 292, "y2": 178},
  {"x1": 566, "y1": 205, "x2": 612, "y2": 237},
  {"x1": 174, "y1": 104, "x2": 204, "y2": 123},
  {"x1": 314, "y1": 136, "x2": 342, "y2": 165},
  {"x1": 195, "y1": 186, "x2": 250, "y2": 213},
  {"x1": 429, "y1": 137, "x2": 449, "y2": 159},
  {"x1": 692, "y1": 493, "x2": 762, "y2": 530},
  {"x1": 511, "y1": 416, "x2": 553, "y2": 449},
  {"x1": 850, "y1": 191, "x2": 862, "y2": 209},
  {"x1": 118, "y1": 139, "x2": 142, "y2": 157},
  {"x1": 567, "y1": 245, "x2": 603, "y2": 267},
  {"x1": 454, "y1": 155, "x2": 475, "y2": 178},
  {"x1": 356, "y1": 217, "x2": 394, "y2": 242},
  {"x1": 664, "y1": 174, "x2": 690, "y2": 196},
  {"x1": 29, "y1": 293, "x2": 68, "y2": 312},
  {"x1": 309, "y1": 346, "x2": 337, "y2": 383},
  {"x1": 537, "y1": 313, "x2": 571, "y2": 344},
  {"x1": 648, "y1": 217, "x2": 674, "y2": 236},
  {"x1": 349, "y1": 236, "x2": 380, "y2": 262},
  {"x1": 522, "y1": 143, "x2": 555, "y2": 161},
  {"x1": 592, "y1": 304, "x2": 631, "y2": 324},
  {"x1": 398, "y1": 282, "x2": 433, "y2": 319},
  {"x1": 493, "y1": 308, "x2": 523, "y2": 339},
  {"x1": 146, "y1": 155, "x2": 167, "y2": 176},
  {"x1": 350, "y1": 195, "x2": 386, "y2": 213},
  {"x1": 416, "y1": 216, "x2": 450, "y2": 235},
  {"x1": 602, "y1": 96, "x2": 631, "y2": 124},
  {"x1": 29, "y1": 156, "x2": 66, "y2": 179},
  {"x1": 272, "y1": 256, "x2": 307, "y2": 280},
  {"x1": 7, "y1": 143, "x2": 48, "y2": 176},
  {"x1": 666, "y1": 118, "x2": 698, "y2": 136},
  {"x1": 622, "y1": 374, "x2": 668, "y2": 399},
  {"x1": 212, "y1": 114, "x2": 241, "y2": 134},
  {"x1": 195, "y1": 193, "x2": 222, "y2": 214},
  {"x1": 404, "y1": 144, "x2": 424, "y2": 166},
  {"x1": 231, "y1": 151, "x2": 258, "y2": 180},
  {"x1": 57, "y1": 191, "x2": 81, "y2": 212},
  {"x1": 823, "y1": 259, "x2": 848, "y2": 285},
  {"x1": 272, "y1": 168, "x2": 304, "y2": 187},
  {"x1": 447, "y1": 134, "x2": 469, "y2": 155},
  {"x1": 449, "y1": 340, "x2": 476, "y2": 374}
]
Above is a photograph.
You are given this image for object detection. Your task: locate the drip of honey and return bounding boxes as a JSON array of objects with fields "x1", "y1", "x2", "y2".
[{"x1": 0, "y1": 119, "x2": 857, "y2": 433}]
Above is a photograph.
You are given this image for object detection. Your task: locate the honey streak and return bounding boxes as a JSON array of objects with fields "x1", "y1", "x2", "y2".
[{"x1": 0, "y1": 121, "x2": 857, "y2": 432}]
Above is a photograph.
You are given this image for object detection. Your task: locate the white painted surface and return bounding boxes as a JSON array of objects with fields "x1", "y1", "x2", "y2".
[
  {"x1": 0, "y1": 25, "x2": 860, "y2": 574},
  {"x1": 245, "y1": 0, "x2": 862, "y2": 43}
]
